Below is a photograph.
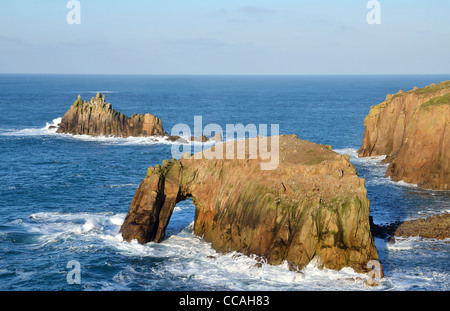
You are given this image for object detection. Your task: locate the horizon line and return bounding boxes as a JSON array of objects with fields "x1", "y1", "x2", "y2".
[{"x1": 1, "y1": 73, "x2": 450, "y2": 77}]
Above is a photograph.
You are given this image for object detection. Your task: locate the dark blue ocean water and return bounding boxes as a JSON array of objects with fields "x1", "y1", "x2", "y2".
[{"x1": 0, "y1": 74, "x2": 449, "y2": 291}]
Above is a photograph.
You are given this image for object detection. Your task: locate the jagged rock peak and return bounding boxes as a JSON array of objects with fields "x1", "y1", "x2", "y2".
[{"x1": 57, "y1": 95, "x2": 164, "y2": 137}]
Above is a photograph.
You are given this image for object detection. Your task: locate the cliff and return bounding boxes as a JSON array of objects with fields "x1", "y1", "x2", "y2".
[
  {"x1": 358, "y1": 81, "x2": 450, "y2": 190},
  {"x1": 120, "y1": 135, "x2": 380, "y2": 273},
  {"x1": 56, "y1": 93, "x2": 164, "y2": 137}
]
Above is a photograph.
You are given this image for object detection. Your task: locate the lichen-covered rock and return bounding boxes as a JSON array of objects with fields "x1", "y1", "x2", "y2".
[
  {"x1": 358, "y1": 81, "x2": 450, "y2": 190},
  {"x1": 57, "y1": 94, "x2": 164, "y2": 137},
  {"x1": 120, "y1": 135, "x2": 380, "y2": 273}
]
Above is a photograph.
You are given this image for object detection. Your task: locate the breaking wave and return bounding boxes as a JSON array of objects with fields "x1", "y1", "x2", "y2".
[
  {"x1": 333, "y1": 148, "x2": 422, "y2": 189},
  {"x1": 0, "y1": 118, "x2": 218, "y2": 147},
  {"x1": 0, "y1": 117, "x2": 61, "y2": 137},
  {"x1": 9, "y1": 205, "x2": 391, "y2": 291}
]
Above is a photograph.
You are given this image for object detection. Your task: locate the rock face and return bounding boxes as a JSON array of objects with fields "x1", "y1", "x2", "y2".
[
  {"x1": 57, "y1": 93, "x2": 164, "y2": 137},
  {"x1": 358, "y1": 81, "x2": 450, "y2": 190},
  {"x1": 120, "y1": 135, "x2": 380, "y2": 273}
]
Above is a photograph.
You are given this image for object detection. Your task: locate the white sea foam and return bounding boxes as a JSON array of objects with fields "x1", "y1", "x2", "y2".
[
  {"x1": 18, "y1": 207, "x2": 391, "y2": 291},
  {"x1": 334, "y1": 148, "x2": 387, "y2": 165},
  {"x1": 386, "y1": 237, "x2": 417, "y2": 251},
  {"x1": 59, "y1": 133, "x2": 176, "y2": 146},
  {"x1": 15, "y1": 190, "x2": 447, "y2": 291},
  {"x1": 17, "y1": 205, "x2": 449, "y2": 291},
  {"x1": 0, "y1": 118, "x2": 61, "y2": 137},
  {"x1": 333, "y1": 148, "x2": 428, "y2": 190},
  {"x1": 26, "y1": 211, "x2": 126, "y2": 245},
  {"x1": 87, "y1": 91, "x2": 117, "y2": 94},
  {"x1": 0, "y1": 117, "x2": 221, "y2": 148},
  {"x1": 386, "y1": 178, "x2": 419, "y2": 189},
  {"x1": 101, "y1": 184, "x2": 137, "y2": 189}
]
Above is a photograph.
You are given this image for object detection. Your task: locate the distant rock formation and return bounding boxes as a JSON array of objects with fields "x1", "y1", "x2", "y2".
[
  {"x1": 358, "y1": 81, "x2": 450, "y2": 190},
  {"x1": 371, "y1": 213, "x2": 450, "y2": 240},
  {"x1": 190, "y1": 135, "x2": 210, "y2": 143},
  {"x1": 56, "y1": 93, "x2": 164, "y2": 137},
  {"x1": 393, "y1": 214, "x2": 450, "y2": 240},
  {"x1": 120, "y1": 135, "x2": 380, "y2": 273}
]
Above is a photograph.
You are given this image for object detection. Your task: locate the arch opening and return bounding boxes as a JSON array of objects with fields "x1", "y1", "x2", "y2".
[{"x1": 163, "y1": 197, "x2": 196, "y2": 240}]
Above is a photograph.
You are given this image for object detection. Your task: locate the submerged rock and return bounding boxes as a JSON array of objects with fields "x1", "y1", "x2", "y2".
[
  {"x1": 358, "y1": 81, "x2": 450, "y2": 190},
  {"x1": 56, "y1": 94, "x2": 164, "y2": 137},
  {"x1": 120, "y1": 135, "x2": 380, "y2": 273}
]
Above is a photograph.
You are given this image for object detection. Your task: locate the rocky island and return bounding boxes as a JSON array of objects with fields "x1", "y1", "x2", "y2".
[
  {"x1": 56, "y1": 93, "x2": 165, "y2": 137},
  {"x1": 56, "y1": 94, "x2": 221, "y2": 144},
  {"x1": 120, "y1": 135, "x2": 381, "y2": 273},
  {"x1": 358, "y1": 81, "x2": 450, "y2": 190}
]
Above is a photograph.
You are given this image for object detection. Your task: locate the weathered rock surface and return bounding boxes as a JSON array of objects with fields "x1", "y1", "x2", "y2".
[
  {"x1": 57, "y1": 93, "x2": 164, "y2": 137},
  {"x1": 190, "y1": 135, "x2": 210, "y2": 143},
  {"x1": 358, "y1": 81, "x2": 450, "y2": 190},
  {"x1": 120, "y1": 135, "x2": 380, "y2": 273},
  {"x1": 371, "y1": 214, "x2": 450, "y2": 240}
]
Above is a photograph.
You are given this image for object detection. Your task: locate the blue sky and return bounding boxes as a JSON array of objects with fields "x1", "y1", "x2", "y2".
[{"x1": 0, "y1": 0, "x2": 449, "y2": 74}]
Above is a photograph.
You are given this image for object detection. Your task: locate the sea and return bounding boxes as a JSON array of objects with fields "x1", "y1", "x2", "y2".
[{"x1": 0, "y1": 74, "x2": 449, "y2": 291}]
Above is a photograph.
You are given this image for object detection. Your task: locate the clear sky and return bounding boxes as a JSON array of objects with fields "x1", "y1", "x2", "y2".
[{"x1": 0, "y1": 0, "x2": 449, "y2": 74}]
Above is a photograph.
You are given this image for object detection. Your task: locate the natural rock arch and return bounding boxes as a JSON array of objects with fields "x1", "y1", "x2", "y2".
[{"x1": 120, "y1": 135, "x2": 380, "y2": 273}]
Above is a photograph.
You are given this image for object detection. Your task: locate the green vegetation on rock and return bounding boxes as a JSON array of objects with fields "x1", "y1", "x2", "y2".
[
  {"x1": 421, "y1": 93, "x2": 450, "y2": 111},
  {"x1": 414, "y1": 81, "x2": 450, "y2": 95}
]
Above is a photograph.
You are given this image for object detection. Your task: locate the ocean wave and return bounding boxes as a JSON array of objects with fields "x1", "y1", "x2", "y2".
[
  {"x1": 386, "y1": 177, "x2": 419, "y2": 189},
  {"x1": 0, "y1": 118, "x2": 219, "y2": 148},
  {"x1": 334, "y1": 148, "x2": 387, "y2": 164},
  {"x1": 114, "y1": 233, "x2": 382, "y2": 291},
  {"x1": 16, "y1": 208, "x2": 389, "y2": 290},
  {"x1": 0, "y1": 117, "x2": 61, "y2": 137},
  {"x1": 386, "y1": 237, "x2": 418, "y2": 251},
  {"x1": 27, "y1": 211, "x2": 125, "y2": 234},
  {"x1": 333, "y1": 148, "x2": 434, "y2": 191},
  {"x1": 87, "y1": 91, "x2": 117, "y2": 94},
  {"x1": 100, "y1": 184, "x2": 137, "y2": 189},
  {"x1": 333, "y1": 148, "x2": 359, "y2": 158}
]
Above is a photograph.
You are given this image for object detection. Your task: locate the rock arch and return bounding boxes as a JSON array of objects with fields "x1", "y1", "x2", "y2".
[{"x1": 120, "y1": 136, "x2": 380, "y2": 273}]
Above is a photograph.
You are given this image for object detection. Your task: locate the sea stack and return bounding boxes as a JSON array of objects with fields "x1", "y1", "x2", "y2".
[
  {"x1": 120, "y1": 135, "x2": 380, "y2": 273},
  {"x1": 358, "y1": 81, "x2": 450, "y2": 190},
  {"x1": 56, "y1": 93, "x2": 164, "y2": 137}
]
